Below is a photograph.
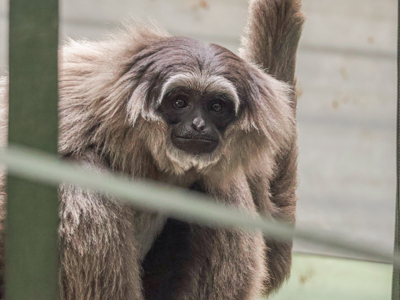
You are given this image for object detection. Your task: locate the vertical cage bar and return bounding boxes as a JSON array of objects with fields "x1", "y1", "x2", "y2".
[
  {"x1": 393, "y1": 0, "x2": 400, "y2": 299},
  {"x1": 6, "y1": 0, "x2": 59, "y2": 299}
]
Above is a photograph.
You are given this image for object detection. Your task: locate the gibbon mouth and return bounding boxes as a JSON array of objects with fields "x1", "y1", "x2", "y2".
[
  {"x1": 172, "y1": 135, "x2": 218, "y2": 154},
  {"x1": 174, "y1": 136, "x2": 217, "y2": 143}
]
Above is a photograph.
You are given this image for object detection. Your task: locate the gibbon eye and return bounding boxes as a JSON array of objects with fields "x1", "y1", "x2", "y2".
[
  {"x1": 173, "y1": 99, "x2": 188, "y2": 109},
  {"x1": 210, "y1": 102, "x2": 223, "y2": 112}
]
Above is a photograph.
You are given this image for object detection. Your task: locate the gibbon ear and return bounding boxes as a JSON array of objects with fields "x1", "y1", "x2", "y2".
[
  {"x1": 126, "y1": 81, "x2": 162, "y2": 126},
  {"x1": 126, "y1": 83, "x2": 148, "y2": 126}
]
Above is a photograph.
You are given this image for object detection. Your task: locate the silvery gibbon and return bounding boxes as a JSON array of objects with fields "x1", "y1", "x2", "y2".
[{"x1": 0, "y1": 0, "x2": 304, "y2": 299}]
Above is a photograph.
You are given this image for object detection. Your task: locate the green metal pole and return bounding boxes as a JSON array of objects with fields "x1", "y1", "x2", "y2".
[
  {"x1": 6, "y1": 0, "x2": 59, "y2": 299},
  {"x1": 393, "y1": 0, "x2": 400, "y2": 299}
]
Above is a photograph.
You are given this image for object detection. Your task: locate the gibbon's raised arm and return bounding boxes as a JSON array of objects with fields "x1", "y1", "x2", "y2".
[
  {"x1": 240, "y1": 0, "x2": 305, "y2": 294},
  {"x1": 240, "y1": 0, "x2": 305, "y2": 86}
]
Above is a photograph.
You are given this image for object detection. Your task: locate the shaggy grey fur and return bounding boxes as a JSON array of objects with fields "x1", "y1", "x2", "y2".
[{"x1": 0, "y1": 0, "x2": 304, "y2": 299}]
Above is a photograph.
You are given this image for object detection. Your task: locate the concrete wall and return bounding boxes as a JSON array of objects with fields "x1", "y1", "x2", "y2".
[{"x1": 0, "y1": 0, "x2": 397, "y2": 258}]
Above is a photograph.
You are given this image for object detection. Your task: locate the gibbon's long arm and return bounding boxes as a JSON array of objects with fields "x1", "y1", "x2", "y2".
[
  {"x1": 240, "y1": 0, "x2": 304, "y2": 294},
  {"x1": 58, "y1": 153, "x2": 145, "y2": 300}
]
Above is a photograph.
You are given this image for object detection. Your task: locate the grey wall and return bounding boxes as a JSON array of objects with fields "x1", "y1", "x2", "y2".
[{"x1": 0, "y1": 0, "x2": 397, "y2": 259}]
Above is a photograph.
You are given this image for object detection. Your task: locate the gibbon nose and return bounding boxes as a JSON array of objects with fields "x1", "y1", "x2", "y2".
[{"x1": 192, "y1": 116, "x2": 206, "y2": 131}]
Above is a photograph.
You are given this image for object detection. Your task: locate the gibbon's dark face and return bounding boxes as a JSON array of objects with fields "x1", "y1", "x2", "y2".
[
  {"x1": 158, "y1": 87, "x2": 236, "y2": 155},
  {"x1": 136, "y1": 37, "x2": 258, "y2": 157}
]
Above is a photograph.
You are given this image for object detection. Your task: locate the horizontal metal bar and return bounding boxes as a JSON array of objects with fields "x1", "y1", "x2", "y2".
[{"x1": 0, "y1": 144, "x2": 397, "y2": 265}]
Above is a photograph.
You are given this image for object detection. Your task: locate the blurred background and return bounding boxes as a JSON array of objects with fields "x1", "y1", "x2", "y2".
[{"x1": 0, "y1": 0, "x2": 397, "y2": 260}]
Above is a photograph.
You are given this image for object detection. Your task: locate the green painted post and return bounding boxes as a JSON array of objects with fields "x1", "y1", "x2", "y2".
[
  {"x1": 6, "y1": 0, "x2": 59, "y2": 299},
  {"x1": 393, "y1": 1, "x2": 400, "y2": 299}
]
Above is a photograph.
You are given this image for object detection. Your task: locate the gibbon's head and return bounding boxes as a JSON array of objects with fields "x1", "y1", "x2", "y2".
[
  {"x1": 58, "y1": 28, "x2": 295, "y2": 177},
  {"x1": 124, "y1": 36, "x2": 294, "y2": 175}
]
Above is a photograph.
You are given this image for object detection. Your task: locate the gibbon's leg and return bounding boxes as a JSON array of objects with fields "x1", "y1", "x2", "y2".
[
  {"x1": 241, "y1": 0, "x2": 304, "y2": 293},
  {"x1": 179, "y1": 226, "x2": 265, "y2": 299},
  {"x1": 58, "y1": 154, "x2": 144, "y2": 300},
  {"x1": 180, "y1": 176, "x2": 266, "y2": 300}
]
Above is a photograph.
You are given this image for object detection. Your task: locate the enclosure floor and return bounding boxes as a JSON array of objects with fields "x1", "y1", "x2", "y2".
[{"x1": 269, "y1": 253, "x2": 392, "y2": 300}]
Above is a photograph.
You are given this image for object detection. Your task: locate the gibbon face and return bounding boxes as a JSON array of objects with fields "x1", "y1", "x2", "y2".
[
  {"x1": 124, "y1": 36, "x2": 292, "y2": 174},
  {"x1": 157, "y1": 87, "x2": 237, "y2": 155}
]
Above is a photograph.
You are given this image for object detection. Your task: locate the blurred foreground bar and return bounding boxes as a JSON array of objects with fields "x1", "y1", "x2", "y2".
[{"x1": 6, "y1": 0, "x2": 59, "y2": 299}]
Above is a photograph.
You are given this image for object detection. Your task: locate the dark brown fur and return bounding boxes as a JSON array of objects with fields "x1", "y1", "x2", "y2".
[{"x1": 0, "y1": 0, "x2": 304, "y2": 299}]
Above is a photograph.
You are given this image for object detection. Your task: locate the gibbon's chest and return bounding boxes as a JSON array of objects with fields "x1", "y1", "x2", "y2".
[
  {"x1": 135, "y1": 211, "x2": 167, "y2": 261},
  {"x1": 135, "y1": 172, "x2": 205, "y2": 260}
]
